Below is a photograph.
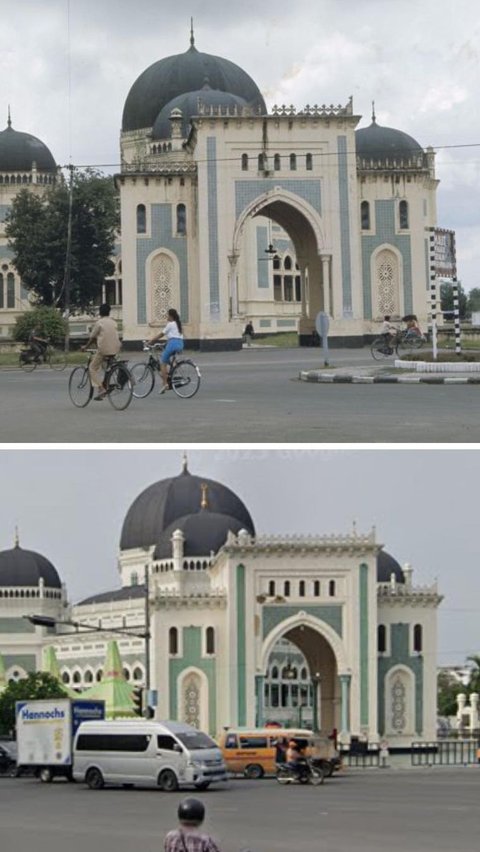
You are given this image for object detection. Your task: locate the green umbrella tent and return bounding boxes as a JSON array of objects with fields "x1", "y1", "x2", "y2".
[{"x1": 80, "y1": 640, "x2": 137, "y2": 718}]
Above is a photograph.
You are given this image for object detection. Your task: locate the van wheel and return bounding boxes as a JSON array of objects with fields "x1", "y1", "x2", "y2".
[
  {"x1": 158, "y1": 769, "x2": 178, "y2": 792},
  {"x1": 39, "y1": 767, "x2": 53, "y2": 783},
  {"x1": 194, "y1": 781, "x2": 211, "y2": 790},
  {"x1": 86, "y1": 768, "x2": 104, "y2": 790},
  {"x1": 244, "y1": 764, "x2": 264, "y2": 780}
]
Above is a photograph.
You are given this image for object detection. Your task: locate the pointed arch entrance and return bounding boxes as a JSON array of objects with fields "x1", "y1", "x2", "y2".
[
  {"x1": 230, "y1": 189, "x2": 331, "y2": 340},
  {"x1": 259, "y1": 612, "x2": 350, "y2": 737}
]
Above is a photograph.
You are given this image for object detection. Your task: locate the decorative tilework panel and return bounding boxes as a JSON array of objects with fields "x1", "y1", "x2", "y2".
[
  {"x1": 262, "y1": 604, "x2": 342, "y2": 640},
  {"x1": 256, "y1": 226, "x2": 269, "y2": 288},
  {"x1": 337, "y1": 136, "x2": 352, "y2": 316},
  {"x1": 207, "y1": 137, "x2": 220, "y2": 318},
  {"x1": 361, "y1": 200, "x2": 413, "y2": 318},
  {"x1": 136, "y1": 204, "x2": 189, "y2": 325},
  {"x1": 235, "y1": 180, "x2": 322, "y2": 219}
]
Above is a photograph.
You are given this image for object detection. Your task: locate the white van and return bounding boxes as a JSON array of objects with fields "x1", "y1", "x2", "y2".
[{"x1": 72, "y1": 720, "x2": 227, "y2": 791}]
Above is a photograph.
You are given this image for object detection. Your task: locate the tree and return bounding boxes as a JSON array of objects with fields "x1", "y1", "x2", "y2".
[
  {"x1": 437, "y1": 670, "x2": 464, "y2": 717},
  {"x1": 440, "y1": 281, "x2": 467, "y2": 319},
  {"x1": 466, "y1": 288, "x2": 480, "y2": 315},
  {"x1": 466, "y1": 654, "x2": 480, "y2": 693},
  {"x1": 13, "y1": 306, "x2": 67, "y2": 345},
  {"x1": 5, "y1": 168, "x2": 119, "y2": 312},
  {"x1": 0, "y1": 672, "x2": 67, "y2": 736}
]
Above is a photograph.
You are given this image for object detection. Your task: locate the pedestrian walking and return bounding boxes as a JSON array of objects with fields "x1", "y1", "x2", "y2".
[
  {"x1": 243, "y1": 321, "x2": 254, "y2": 347},
  {"x1": 164, "y1": 798, "x2": 222, "y2": 852}
]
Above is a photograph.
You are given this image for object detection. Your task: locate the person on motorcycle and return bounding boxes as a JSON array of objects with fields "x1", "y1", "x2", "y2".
[{"x1": 285, "y1": 739, "x2": 304, "y2": 779}]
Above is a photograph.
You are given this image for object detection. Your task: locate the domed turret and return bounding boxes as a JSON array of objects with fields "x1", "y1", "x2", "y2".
[
  {"x1": 119, "y1": 458, "x2": 255, "y2": 551},
  {"x1": 0, "y1": 113, "x2": 56, "y2": 173},
  {"x1": 356, "y1": 111, "x2": 424, "y2": 166},
  {"x1": 152, "y1": 85, "x2": 250, "y2": 140},
  {"x1": 154, "y1": 510, "x2": 248, "y2": 559},
  {"x1": 377, "y1": 550, "x2": 405, "y2": 584},
  {"x1": 122, "y1": 29, "x2": 266, "y2": 132},
  {"x1": 0, "y1": 539, "x2": 61, "y2": 588}
]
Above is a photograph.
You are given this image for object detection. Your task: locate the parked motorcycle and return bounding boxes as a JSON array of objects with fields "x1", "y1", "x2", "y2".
[{"x1": 275, "y1": 758, "x2": 324, "y2": 786}]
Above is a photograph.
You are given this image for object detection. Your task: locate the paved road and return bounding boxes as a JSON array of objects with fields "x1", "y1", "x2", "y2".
[
  {"x1": 1, "y1": 348, "x2": 480, "y2": 443},
  {"x1": 0, "y1": 769, "x2": 478, "y2": 852}
]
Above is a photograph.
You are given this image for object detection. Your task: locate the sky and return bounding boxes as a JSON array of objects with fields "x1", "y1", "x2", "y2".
[
  {"x1": 2, "y1": 0, "x2": 480, "y2": 290},
  {"x1": 0, "y1": 447, "x2": 478, "y2": 668}
]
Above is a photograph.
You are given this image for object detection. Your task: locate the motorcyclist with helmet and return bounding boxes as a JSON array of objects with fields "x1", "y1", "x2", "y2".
[{"x1": 164, "y1": 798, "x2": 222, "y2": 852}]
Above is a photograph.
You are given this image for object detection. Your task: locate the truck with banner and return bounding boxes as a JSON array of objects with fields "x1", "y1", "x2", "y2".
[{"x1": 15, "y1": 698, "x2": 105, "y2": 782}]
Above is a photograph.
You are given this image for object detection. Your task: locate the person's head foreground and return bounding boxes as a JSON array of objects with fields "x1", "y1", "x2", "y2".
[
  {"x1": 178, "y1": 797, "x2": 205, "y2": 827},
  {"x1": 99, "y1": 303, "x2": 111, "y2": 317}
]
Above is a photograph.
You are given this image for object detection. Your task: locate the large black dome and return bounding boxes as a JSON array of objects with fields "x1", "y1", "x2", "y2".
[
  {"x1": 377, "y1": 550, "x2": 405, "y2": 584},
  {"x1": 154, "y1": 511, "x2": 248, "y2": 559},
  {"x1": 122, "y1": 41, "x2": 266, "y2": 132},
  {"x1": 356, "y1": 120, "x2": 423, "y2": 164},
  {"x1": 120, "y1": 465, "x2": 255, "y2": 551},
  {"x1": 0, "y1": 122, "x2": 56, "y2": 172},
  {"x1": 0, "y1": 544, "x2": 61, "y2": 588}
]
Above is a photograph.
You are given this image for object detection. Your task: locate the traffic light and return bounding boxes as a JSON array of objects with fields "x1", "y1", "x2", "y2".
[{"x1": 132, "y1": 686, "x2": 143, "y2": 717}]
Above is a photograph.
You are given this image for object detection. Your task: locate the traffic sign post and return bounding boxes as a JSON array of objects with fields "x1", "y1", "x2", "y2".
[{"x1": 315, "y1": 312, "x2": 330, "y2": 366}]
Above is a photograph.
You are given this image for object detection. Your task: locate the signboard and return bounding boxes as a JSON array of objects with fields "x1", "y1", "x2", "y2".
[
  {"x1": 16, "y1": 699, "x2": 72, "y2": 766},
  {"x1": 315, "y1": 311, "x2": 330, "y2": 366},
  {"x1": 434, "y1": 228, "x2": 456, "y2": 279}
]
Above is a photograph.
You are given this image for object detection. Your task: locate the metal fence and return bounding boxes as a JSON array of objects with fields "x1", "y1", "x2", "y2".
[{"x1": 411, "y1": 740, "x2": 480, "y2": 766}]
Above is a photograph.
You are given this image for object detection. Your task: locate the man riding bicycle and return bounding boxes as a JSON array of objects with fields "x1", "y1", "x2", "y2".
[
  {"x1": 81, "y1": 303, "x2": 121, "y2": 401},
  {"x1": 381, "y1": 315, "x2": 397, "y2": 352},
  {"x1": 28, "y1": 327, "x2": 49, "y2": 362}
]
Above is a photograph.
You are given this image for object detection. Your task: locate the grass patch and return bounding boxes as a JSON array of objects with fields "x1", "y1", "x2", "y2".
[
  {"x1": 252, "y1": 332, "x2": 299, "y2": 347},
  {"x1": 401, "y1": 350, "x2": 480, "y2": 363}
]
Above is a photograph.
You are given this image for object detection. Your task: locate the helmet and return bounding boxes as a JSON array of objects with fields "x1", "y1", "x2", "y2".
[{"x1": 178, "y1": 798, "x2": 205, "y2": 825}]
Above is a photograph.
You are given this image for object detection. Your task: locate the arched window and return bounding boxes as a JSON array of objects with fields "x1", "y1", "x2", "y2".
[
  {"x1": 84, "y1": 670, "x2": 94, "y2": 683},
  {"x1": 176, "y1": 203, "x2": 186, "y2": 235},
  {"x1": 300, "y1": 667, "x2": 308, "y2": 680},
  {"x1": 289, "y1": 153, "x2": 297, "y2": 170},
  {"x1": 361, "y1": 200, "x2": 370, "y2": 230},
  {"x1": 314, "y1": 580, "x2": 320, "y2": 597},
  {"x1": 271, "y1": 666, "x2": 279, "y2": 679},
  {"x1": 273, "y1": 255, "x2": 280, "y2": 270},
  {"x1": 299, "y1": 580, "x2": 305, "y2": 597},
  {"x1": 258, "y1": 153, "x2": 266, "y2": 171},
  {"x1": 0, "y1": 274, "x2": 3, "y2": 309},
  {"x1": 123, "y1": 668, "x2": 130, "y2": 681},
  {"x1": 268, "y1": 580, "x2": 276, "y2": 596},
  {"x1": 378, "y1": 624, "x2": 386, "y2": 653},
  {"x1": 131, "y1": 572, "x2": 138, "y2": 586},
  {"x1": 169, "y1": 626, "x2": 178, "y2": 655},
  {"x1": 241, "y1": 153, "x2": 248, "y2": 171},
  {"x1": 136, "y1": 204, "x2": 146, "y2": 234},
  {"x1": 133, "y1": 666, "x2": 143, "y2": 681},
  {"x1": 328, "y1": 580, "x2": 336, "y2": 597},
  {"x1": 284, "y1": 256, "x2": 292, "y2": 270},
  {"x1": 413, "y1": 624, "x2": 423, "y2": 653},
  {"x1": 399, "y1": 200, "x2": 409, "y2": 229},
  {"x1": 7, "y1": 272, "x2": 15, "y2": 308},
  {"x1": 306, "y1": 153, "x2": 313, "y2": 170},
  {"x1": 62, "y1": 672, "x2": 70, "y2": 684},
  {"x1": 274, "y1": 154, "x2": 281, "y2": 171},
  {"x1": 206, "y1": 626, "x2": 215, "y2": 654},
  {"x1": 284, "y1": 580, "x2": 290, "y2": 597},
  {"x1": 96, "y1": 669, "x2": 103, "y2": 682},
  {"x1": 72, "y1": 671, "x2": 81, "y2": 684}
]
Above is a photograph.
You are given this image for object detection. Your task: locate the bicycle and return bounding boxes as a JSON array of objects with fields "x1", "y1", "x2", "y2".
[
  {"x1": 68, "y1": 350, "x2": 134, "y2": 410},
  {"x1": 19, "y1": 338, "x2": 67, "y2": 372},
  {"x1": 370, "y1": 329, "x2": 426, "y2": 360},
  {"x1": 130, "y1": 342, "x2": 201, "y2": 399}
]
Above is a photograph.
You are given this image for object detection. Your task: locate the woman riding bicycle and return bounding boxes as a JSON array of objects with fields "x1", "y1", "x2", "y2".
[{"x1": 149, "y1": 308, "x2": 184, "y2": 394}]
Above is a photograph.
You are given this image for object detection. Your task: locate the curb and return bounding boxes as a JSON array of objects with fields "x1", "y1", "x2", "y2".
[{"x1": 299, "y1": 371, "x2": 480, "y2": 385}]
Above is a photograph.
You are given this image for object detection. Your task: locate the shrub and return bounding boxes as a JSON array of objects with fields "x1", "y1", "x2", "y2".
[{"x1": 13, "y1": 306, "x2": 67, "y2": 345}]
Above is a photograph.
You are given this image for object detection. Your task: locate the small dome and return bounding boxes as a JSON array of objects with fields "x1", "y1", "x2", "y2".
[
  {"x1": 153, "y1": 87, "x2": 250, "y2": 139},
  {"x1": 0, "y1": 121, "x2": 56, "y2": 172},
  {"x1": 0, "y1": 544, "x2": 61, "y2": 588},
  {"x1": 377, "y1": 550, "x2": 405, "y2": 584},
  {"x1": 120, "y1": 464, "x2": 255, "y2": 551},
  {"x1": 356, "y1": 119, "x2": 423, "y2": 164},
  {"x1": 154, "y1": 511, "x2": 247, "y2": 559},
  {"x1": 122, "y1": 41, "x2": 266, "y2": 132}
]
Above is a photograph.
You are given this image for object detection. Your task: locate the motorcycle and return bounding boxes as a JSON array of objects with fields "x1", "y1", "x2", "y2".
[{"x1": 275, "y1": 757, "x2": 324, "y2": 786}]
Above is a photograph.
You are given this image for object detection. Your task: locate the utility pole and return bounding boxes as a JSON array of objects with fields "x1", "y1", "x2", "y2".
[
  {"x1": 144, "y1": 563, "x2": 151, "y2": 717},
  {"x1": 63, "y1": 163, "x2": 74, "y2": 353}
]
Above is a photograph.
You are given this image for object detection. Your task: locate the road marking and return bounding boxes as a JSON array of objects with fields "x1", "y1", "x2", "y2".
[{"x1": 214, "y1": 398, "x2": 236, "y2": 402}]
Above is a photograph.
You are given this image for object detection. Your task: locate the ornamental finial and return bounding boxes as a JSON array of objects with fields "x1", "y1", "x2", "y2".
[
  {"x1": 200, "y1": 483, "x2": 208, "y2": 510},
  {"x1": 372, "y1": 100, "x2": 376, "y2": 123},
  {"x1": 190, "y1": 18, "x2": 195, "y2": 47},
  {"x1": 7, "y1": 105, "x2": 11, "y2": 128},
  {"x1": 14, "y1": 525, "x2": 19, "y2": 547},
  {"x1": 182, "y1": 452, "x2": 188, "y2": 473}
]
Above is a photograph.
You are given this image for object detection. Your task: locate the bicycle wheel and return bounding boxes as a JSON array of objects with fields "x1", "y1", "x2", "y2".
[
  {"x1": 396, "y1": 334, "x2": 419, "y2": 357},
  {"x1": 68, "y1": 366, "x2": 93, "y2": 407},
  {"x1": 370, "y1": 339, "x2": 392, "y2": 360},
  {"x1": 106, "y1": 363, "x2": 133, "y2": 410},
  {"x1": 19, "y1": 351, "x2": 37, "y2": 372},
  {"x1": 130, "y1": 362, "x2": 155, "y2": 398},
  {"x1": 170, "y1": 360, "x2": 201, "y2": 398},
  {"x1": 47, "y1": 348, "x2": 67, "y2": 371}
]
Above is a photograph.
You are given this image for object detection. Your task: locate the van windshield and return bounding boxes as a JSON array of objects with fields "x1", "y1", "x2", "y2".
[{"x1": 176, "y1": 731, "x2": 217, "y2": 750}]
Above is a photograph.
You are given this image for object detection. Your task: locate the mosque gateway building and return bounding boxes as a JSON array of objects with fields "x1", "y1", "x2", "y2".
[
  {"x1": 0, "y1": 461, "x2": 442, "y2": 748},
  {"x1": 0, "y1": 28, "x2": 440, "y2": 346}
]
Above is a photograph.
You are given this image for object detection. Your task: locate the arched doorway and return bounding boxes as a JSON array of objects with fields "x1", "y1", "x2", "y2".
[
  {"x1": 231, "y1": 189, "x2": 329, "y2": 342},
  {"x1": 260, "y1": 615, "x2": 348, "y2": 737}
]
